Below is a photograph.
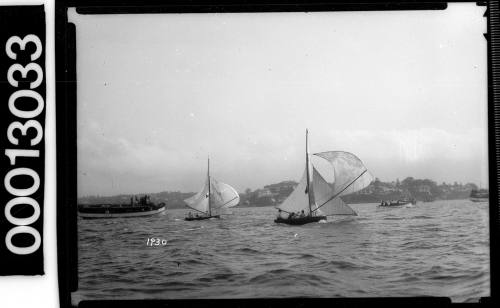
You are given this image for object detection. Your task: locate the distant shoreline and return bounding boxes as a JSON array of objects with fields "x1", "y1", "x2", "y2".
[
  {"x1": 78, "y1": 177, "x2": 481, "y2": 209},
  {"x1": 167, "y1": 198, "x2": 472, "y2": 210}
]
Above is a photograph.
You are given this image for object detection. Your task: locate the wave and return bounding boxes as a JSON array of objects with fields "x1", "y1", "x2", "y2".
[
  {"x1": 383, "y1": 217, "x2": 405, "y2": 221},
  {"x1": 235, "y1": 247, "x2": 261, "y2": 254},
  {"x1": 248, "y1": 269, "x2": 326, "y2": 286},
  {"x1": 154, "y1": 280, "x2": 206, "y2": 290},
  {"x1": 326, "y1": 259, "x2": 366, "y2": 270},
  {"x1": 411, "y1": 215, "x2": 433, "y2": 219},
  {"x1": 400, "y1": 240, "x2": 441, "y2": 250}
]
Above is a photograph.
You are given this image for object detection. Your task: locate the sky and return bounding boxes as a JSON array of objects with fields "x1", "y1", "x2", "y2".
[{"x1": 69, "y1": 4, "x2": 488, "y2": 197}]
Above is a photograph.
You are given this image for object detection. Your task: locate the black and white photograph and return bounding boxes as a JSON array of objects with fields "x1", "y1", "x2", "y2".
[{"x1": 68, "y1": 3, "x2": 489, "y2": 304}]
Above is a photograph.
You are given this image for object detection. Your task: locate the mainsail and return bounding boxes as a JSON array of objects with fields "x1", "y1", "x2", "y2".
[
  {"x1": 276, "y1": 169, "x2": 310, "y2": 214},
  {"x1": 184, "y1": 178, "x2": 210, "y2": 214}
]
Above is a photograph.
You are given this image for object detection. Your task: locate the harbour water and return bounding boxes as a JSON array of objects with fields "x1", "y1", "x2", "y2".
[{"x1": 72, "y1": 200, "x2": 490, "y2": 303}]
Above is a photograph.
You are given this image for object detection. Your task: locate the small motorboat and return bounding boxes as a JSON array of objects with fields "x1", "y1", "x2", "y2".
[
  {"x1": 379, "y1": 199, "x2": 413, "y2": 207},
  {"x1": 78, "y1": 195, "x2": 165, "y2": 219},
  {"x1": 470, "y1": 189, "x2": 488, "y2": 202}
]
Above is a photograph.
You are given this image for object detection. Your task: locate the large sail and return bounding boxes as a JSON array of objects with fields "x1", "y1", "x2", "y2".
[
  {"x1": 183, "y1": 178, "x2": 210, "y2": 214},
  {"x1": 210, "y1": 178, "x2": 240, "y2": 209},
  {"x1": 312, "y1": 167, "x2": 357, "y2": 215},
  {"x1": 276, "y1": 169, "x2": 310, "y2": 214},
  {"x1": 313, "y1": 151, "x2": 374, "y2": 197}
]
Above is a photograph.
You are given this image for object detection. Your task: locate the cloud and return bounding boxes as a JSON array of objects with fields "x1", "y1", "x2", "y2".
[
  {"x1": 318, "y1": 128, "x2": 485, "y2": 163},
  {"x1": 77, "y1": 123, "x2": 488, "y2": 197}
]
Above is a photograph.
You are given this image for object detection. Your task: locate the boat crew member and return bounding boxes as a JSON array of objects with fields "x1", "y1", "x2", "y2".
[
  {"x1": 188, "y1": 212, "x2": 193, "y2": 218},
  {"x1": 288, "y1": 212, "x2": 295, "y2": 219},
  {"x1": 300, "y1": 210, "x2": 305, "y2": 217}
]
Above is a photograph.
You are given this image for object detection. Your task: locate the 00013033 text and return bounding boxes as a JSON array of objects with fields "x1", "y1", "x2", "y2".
[{"x1": 3, "y1": 34, "x2": 44, "y2": 255}]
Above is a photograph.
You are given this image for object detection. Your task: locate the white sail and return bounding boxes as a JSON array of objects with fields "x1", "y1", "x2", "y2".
[
  {"x1": 183, "y1": 178, "x2": 210, "y2": 214},
  {"x1": 276, "y1": 168, "x2": 310, "y2": 214},
  {"x1": 313, "y1": 151, "x2": 374, "y2": 197},
  {"x1": 312, "y1": 167, "x2": 357, "y2": 215},
  {"x1": 210, "y1": 178, "x2": 240, "y2": 209}
]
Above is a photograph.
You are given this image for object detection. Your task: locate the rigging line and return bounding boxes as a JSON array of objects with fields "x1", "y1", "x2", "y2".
[
  {"x1": 312, "y1": 169, "x2": 368, "y2": 212},
  {"x1": 217, "y1": 196, "x2": 239, "y2": 208},
  {"x1": 274, "y1": 207, "x2": 293, "y2": 214}
]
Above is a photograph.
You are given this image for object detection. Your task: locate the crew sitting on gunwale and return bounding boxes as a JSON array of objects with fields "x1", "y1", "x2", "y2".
[{"x1": 279, "y1": 210, "x2": 311, "y2": 220}]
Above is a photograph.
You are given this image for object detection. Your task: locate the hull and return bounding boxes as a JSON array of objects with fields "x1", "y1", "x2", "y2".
[
  {"x1": 274, "y1": 215, "x2": 327, "y2": 225},
  {"x1": 78, "y1": 204, "x2": 165, "y2": 219},
  {"x1": 185, "y1": 215, "x2": 220, "y2": 221},
  {"x1": 470, "y1": 197, "x2": 488, "y2": 203}
]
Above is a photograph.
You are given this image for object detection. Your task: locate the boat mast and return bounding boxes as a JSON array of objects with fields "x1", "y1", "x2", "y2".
[
  {"x1": 305, "y1": 129, "x2": 314, "y2": 216},
  {"x1": 208, "y1": 156, "x2": 211, "y2": 216}
]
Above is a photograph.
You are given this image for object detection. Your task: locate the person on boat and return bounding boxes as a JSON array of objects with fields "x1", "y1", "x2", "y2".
[
  {"x1": 300, "y1": 210, "x2": 305, "y2": 217},
  {"x1": 188, "y1": 212, "x2": 193, "y2": 218},
  {"x1": 195, "y1": 213, "x2": 199, "y2": 218},
  {"x1": 288, "y1": 212, "x2": 295, "y2": 220},
  {"x1": 278, "y1": 209, "x2": 284, "y2": 219}
]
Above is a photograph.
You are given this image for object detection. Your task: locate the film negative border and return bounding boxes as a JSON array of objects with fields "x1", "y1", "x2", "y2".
[
  {"x1": 55, "y1": 1, "x2": 498, "y2": 307},
  {"x1": 487, "y1": 0, "x2": 500, "y2": 304},
  {"x1": 56, "y1": 5, "x2": 78, "y2": 307}
]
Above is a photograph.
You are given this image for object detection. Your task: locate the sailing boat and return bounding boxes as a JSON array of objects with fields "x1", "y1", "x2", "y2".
[
  {"x1": 275, "y1": 129, "x2": 374, "y2": 225},
  {"x1": 184, "y1": 157, "x2": 240, "y2": 221}
]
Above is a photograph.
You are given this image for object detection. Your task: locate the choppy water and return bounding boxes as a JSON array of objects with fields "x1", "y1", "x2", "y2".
[{"x1": 72, "y1": 200, "x2": 490, "y2": 304}]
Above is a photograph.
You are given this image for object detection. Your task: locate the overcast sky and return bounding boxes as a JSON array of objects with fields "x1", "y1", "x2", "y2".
[{"x1": 69, "y1": 4, "x2": 488, "y2": 197}]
